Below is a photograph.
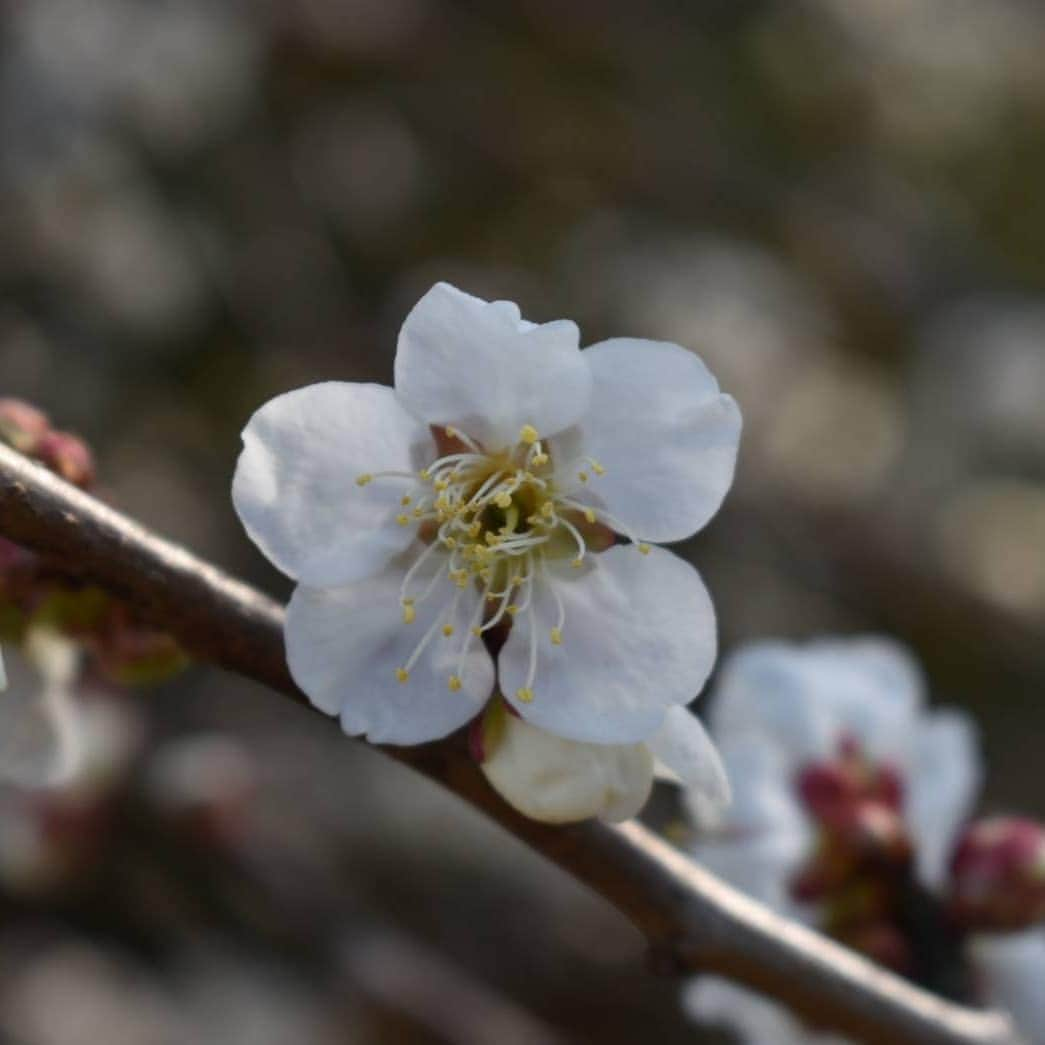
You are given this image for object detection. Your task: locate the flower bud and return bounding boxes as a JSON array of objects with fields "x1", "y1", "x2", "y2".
[
  {"x1": 34, "y1": 430, "x2": 95, "y2": 489},
  {"x1": 0, "y1": 398, "x2": 50, "y2": 453},
  {"x1": 948, "y1": 816, "x2": 1045, "y2": 931}
]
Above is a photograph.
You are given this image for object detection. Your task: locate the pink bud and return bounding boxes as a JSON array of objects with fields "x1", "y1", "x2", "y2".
[
  {"x1": 0, "y1": 398, "x2": 50, "y2": 453},
  {"x1": 796, "y1": 762, "x2": 860, "y2": 822},
  {"x1": 34, "y1": 430, "x2": 95, "y2": 488},
  {"x1": 949, "y1": 816, "x2": 1045, "y2": 931}
]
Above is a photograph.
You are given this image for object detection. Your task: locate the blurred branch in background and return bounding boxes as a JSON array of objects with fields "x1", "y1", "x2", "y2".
[{"x1": 0, "y1": 440, "x2": 1017, "y2": 1044}]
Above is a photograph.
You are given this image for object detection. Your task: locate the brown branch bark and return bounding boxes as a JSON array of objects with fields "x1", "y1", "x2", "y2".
[{"x1": 0, "y1": 442, "x2": 1018, "y2": 1045}]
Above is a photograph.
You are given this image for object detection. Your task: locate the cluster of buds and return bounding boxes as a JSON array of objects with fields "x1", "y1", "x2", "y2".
[
  {"x1": 790, "y1": 736, "x2": 915, "y2": 971},
  {"x1": 0, "y1": 398, "x2": 94, "y2": 487},
  {"x1": 947, "y1": 816, "x2": 1045, "y2": 931},
  {"x1": 0, "y1": 398, "x2": 185, "y2": 686}
]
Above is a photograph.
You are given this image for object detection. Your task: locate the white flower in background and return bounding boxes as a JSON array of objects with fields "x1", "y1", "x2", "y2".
[
  {"x1": 233, "y1": 282, "x2": 741, "y2": 822},
  {"x1": 681, "y1": 636, "x2": 1045, "y2": 1044},
  {"x1": 682, "y1": 637, "x2": 981, "y2": 1043},
  {"x1": 0, "y1": 629, "x2": 81, "y2": 788}
]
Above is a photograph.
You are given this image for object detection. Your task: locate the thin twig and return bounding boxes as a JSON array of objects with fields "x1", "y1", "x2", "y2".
[{"x1": 0, "y1": 442, "x2": 1017, "y2": 1045}]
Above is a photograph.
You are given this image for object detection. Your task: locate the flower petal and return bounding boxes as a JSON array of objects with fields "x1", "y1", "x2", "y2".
[
  {"x1": 285, "y1": 558, "x2": 494, "y2": 745},
  {"x1": 646, "y1": 705, "x2": 731, "y2": 819},
  {"x1": 479, "y1": 703, "x2": 653, "y2": 823},
  {"x1": 970, "y1": 928, "x2": 1045, "y2": 1043},
  {"x1": 394, "y1": 283, "x2": 591, "y2": 450},
  {"x1": 709, "y1": 637, "x2": 925, "y2": 768},
  {"x1": 576, "y1": 338, "x2": 741, "y2": 543},
  {"x1": 0, "y1": 630, "x2": 80, "y2": 788},
  {"x1": 908, "y1": 709, "x2": 982, "y2": 889},
  {"x1": 233, "y1": 382, "x2": 431, "y2": 587},
  {"x1": 500, "y1": 544, "x2": 717, "y2": 743}
]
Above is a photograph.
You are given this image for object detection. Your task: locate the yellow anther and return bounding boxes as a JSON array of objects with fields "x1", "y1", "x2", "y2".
[
  {"x1": 396, "y1": 514, "x2": 411, "y2": 527},
  {"x1": 395, "y1": 668, "x2": 410, "y2": 684},
  {"x1": 583, "y1": 508, "x2": 596, "y2": 524},
  {"x1": 401, "y1": 601, "x2": 416, "y2": 624},
  {"x1": 435, "y1": 495, "x2": 449, "y2": 510},
  {"x1": 471, "y1": 626, "x2": 482, "y2": 637},
  {"x1": 513, "y1": 575, "x2": 525, "y2": 588},
  {"x1": 419, "y1": 469, "x2": 431, "y2": 481},
  {"x1": 412, "y1": 506, "x2": 425, "y2": 518},
  {"x1": 455, "y1": 576, "x2": 469, "y2": 589},
  {"x1": 434, "y1": 478, "x2": 449, "y2": 491},
  {"x1": 468, "y1": 521, "x2": 482, "y2": 538},
  {"x1": 445, "y1": 426, "x2": 459, "y2": 439},
  {"x1": 570, "y1": 558, "x2": 584, "y2": 569},
  {"x1": 506, "y1": 604, "x2": 519, "y2": 616},
  {"x1": 400, "y1": 494, "x2": 412, "y2": 506},
  {"x1": 637, "y1": 543, "x2": 651, "y2": 555},
  {"x1": 448, "y1": 675, "x2": 462, "y2": 692},
  {"x1": 442, "y1": 624, "x2": 455, "y2": 637},
  {"x1": 540, "y1": 501, "x2": 554, "y2": 518},
  {"x1": 578, "y1": 471, "x2": 589, "y2": 483},
  {"x1": 479, "y1": 567, "x2": 492, "y2": 582},
  {"x1": 485, "y1": 532, "x2": 501, "y2": 546},
  {"x1": 550, "y1": 627, "x2": 563, "y2": 646},
  {"x1": 515, "y1": 687, "x2": 534, "y2": 703},
  {"x1": 494, "y1": 491, "x2": 513, "y2": 509},
  {"x1": 590, "y1": 459, "x2": 606, "y2": 476},
  {"x1": 519, "y1": 424, "x2": 539, "y2": 445},
  {"x1": 355, "y1": 473, "x2": 373, "y2": 487},
  {"x1": 532, "y1": 452, "x2": 549, "y2": 467},
  {"x1": 441, "y1": 536, "x2": 457, "y2": 549}
]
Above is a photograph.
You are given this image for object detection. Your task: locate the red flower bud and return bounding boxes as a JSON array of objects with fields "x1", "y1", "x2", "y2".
[
  {"x1": 35, "y1": 430, "x2": 95, "y2": 488},
  {"x1": 0, "y1": 398, "x2": 50, "y2": 452},
  {"x1": 948, "y1": 816, "x2": 1045, "y2": 931}
]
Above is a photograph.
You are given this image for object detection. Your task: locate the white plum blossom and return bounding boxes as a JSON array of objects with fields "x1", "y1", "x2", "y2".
[
  {"x1": 681, "y1": 636, "x2": 1045, "y2": 1045},
  {"x1": 0, "y1": 629, "x2": 81, "y2": 788},
  {"x1": 232, "y1": 282, "x2": 740, "y2": 822}
]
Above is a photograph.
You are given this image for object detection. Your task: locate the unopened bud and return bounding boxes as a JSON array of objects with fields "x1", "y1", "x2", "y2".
[
  {"x1": 0, "y1": 398, "x2": 50, "y2": 453},
  {"x1": 35, "y1": 430, "x2": 95, "y2": 488},
  {"x1": 949, "y1": 817, "x2": 1045, "y2": 931}
]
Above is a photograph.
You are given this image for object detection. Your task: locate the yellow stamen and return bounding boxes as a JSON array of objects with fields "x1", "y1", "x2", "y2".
[
  {"x1": 396, "y1": 514, "x2": 410, "y2": 526},
  {"x1": 448, "y1": 675, "x2": 462, "y2": 692},
  {"x1": 395, "y1": 668, "x2": 410, "y2": 683},
  {"x1": 506, "y1": 604, "x2": 519, "y2": 616},
  {"x1": 578, "y1": 471, "x2": 589, "y2": 483},
  {"x1": 532, "y1": 452, "x2": 549, "y2": 466},
  {"x1": 519, "y1": 424, "x2": 539, "y2": 445},
  {"x1": 494, "y1": 491, "x2": 513, "y2": 509},
  {"x1": 570, "y1": 558, "x2": 584, "y2": 569},
  {"x1": 550, "y1": 627, "x2": 563, "y2": 646},
  {"x1": 638, "y1": 543, "x2": 651, "y2": 555},
  {"x1": 355, "y1": 474, "x2": 373, "y2": 487},
  {"x1": 442, "y1": 624, "x2": 455, "y2": 637},
  {"x1": 401, "y1": 601, "x2": 416, "y2": 624},
  {"x1": 515, "y1": 687, "x2": 534, "y2": 703}
]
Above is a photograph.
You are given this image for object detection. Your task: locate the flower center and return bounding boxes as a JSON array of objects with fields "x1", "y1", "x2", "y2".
[{"x1": 356, "y1": 424, "x2": 647, "y2": 702}]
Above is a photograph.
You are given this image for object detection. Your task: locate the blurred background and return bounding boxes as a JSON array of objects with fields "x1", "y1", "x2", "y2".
[{"x1": 1, "y1": 0, "x2": 1044, "y2": 1041}]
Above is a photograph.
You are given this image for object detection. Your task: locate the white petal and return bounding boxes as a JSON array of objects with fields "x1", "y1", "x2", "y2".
[
  {"x1": 285, "y1": 558, "x2": 494, "y2": 745},
  {"x1": 0, "y1": 630, "x2": 80, "y2": 788},
  {"x1": 971, "y1": 929, "x2": 1045, "y2": 1043},
  {"x1": 576, "y1": 338, "x2": 741, "y2": 543},
  {"x1": 690, "y1": 737, "x2": 811, "y2": 914},
  {"x1": 500, "y1": 544, "x2": 717, "y2": 743},
  {"x1": 394, "y1": 283, "x2": 591, "y2": 450},
  {"x1": 233, "y1": 382, "x2": 431, "y2": 587},
  {"x1": 646, "y1": 706, "x2": 731, "y2": 819},
  {"x1": 683, "y1": 976, "x2": 848, "y2": 1045},
  {"x1": 709, "y1": 636, "x2": 925, "y2": 768},
  {"x1": 907, "y1": 710, "x2": 982, "y2": 889},
  {"x1": 479, "y1": 707, "x2": 653, "y2": 823}
]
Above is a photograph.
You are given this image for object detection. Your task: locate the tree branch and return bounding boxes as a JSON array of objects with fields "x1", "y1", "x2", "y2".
[{"x1": 0, "y1": 442, "x2": 1017, "y2": 1045}]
